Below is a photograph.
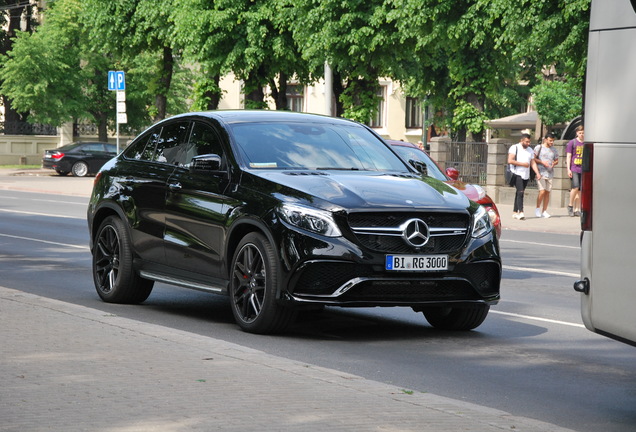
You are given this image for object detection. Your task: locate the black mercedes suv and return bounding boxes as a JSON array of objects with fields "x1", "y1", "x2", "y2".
[{"x1": 87, "y1": 111, "x2": 501, "y2": 334}]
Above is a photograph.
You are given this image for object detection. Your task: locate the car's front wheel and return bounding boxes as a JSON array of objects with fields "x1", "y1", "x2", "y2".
[
  {"x1": 92, "y1": 216, "x2": 153, "y2": 304},
  {"x1": 71, "y1": 161, "x2": 89, "y2": 177},
  {"x1": 419, "y1": 305, "x2": 490, "y2": 330},
  {"x1": 229, "y1": 232, "x2": 296, "y2": 334}
]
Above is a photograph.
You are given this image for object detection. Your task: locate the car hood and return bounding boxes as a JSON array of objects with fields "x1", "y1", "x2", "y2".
[{"x1": 249, "y1": 170, "x2": 472, "y2": 211}]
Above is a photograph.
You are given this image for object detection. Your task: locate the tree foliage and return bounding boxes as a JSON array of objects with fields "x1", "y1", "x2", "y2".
[
  {"x1": 532, "y1": 79, "x2": 582, "y2": 127},
  {"x1": 0, "y1": 0, "x2": 591, "y2": 137}
]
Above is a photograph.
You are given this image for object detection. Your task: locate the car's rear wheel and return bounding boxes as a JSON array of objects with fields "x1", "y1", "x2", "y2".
[
  {"x1": 71, "y1": 161, "x2": 89, "y2": 177},
  {"x1": 92, "y1": 216, "x2": 153, "y2": 304},
  {"x1": 229, "y1": 232, "x2": 296, "y2": 334},
  {"x1": 55, "y1": 169, "x2": 69, "y2": 176},
  {"x1": 419, "y1": 305, "x2": 490, "y2": 330}
]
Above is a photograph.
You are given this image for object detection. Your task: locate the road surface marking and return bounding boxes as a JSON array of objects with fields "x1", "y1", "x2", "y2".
[
  {"x1": 500, "y1": 239, "x2": 579, "y2": 250},
  {"x1": 0, "y1": 233, "x2": 88, "y2": 250},
  {"x1": 503, "y1": 265, "x2": 578, "y2": 278},
  {"x1": 0, "y1": 208, "x2": 84, "y2": 220},
  {"x1": 492, "y1": 310, "x2": 585, "y2": 328}
]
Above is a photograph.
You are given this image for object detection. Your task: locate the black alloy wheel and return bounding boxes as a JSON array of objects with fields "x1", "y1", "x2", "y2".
[
  {"x1": 92, "y1": 216, "x2": 153, "y2": 304},
  {"x1": 420, "y1": 305, "x2": 490, "y2": 331},
  {"x1": 229, "y1": 233, "x2": 296, "y2": 334}
]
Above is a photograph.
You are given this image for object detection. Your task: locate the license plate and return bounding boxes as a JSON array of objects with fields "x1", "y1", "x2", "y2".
[{"x1": 385, "y1": 254, "x2": 448, "y2": 271}]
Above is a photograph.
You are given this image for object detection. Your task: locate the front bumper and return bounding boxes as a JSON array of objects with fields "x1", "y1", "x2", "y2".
[{"x1": 276, "y1": 221, "x2": 501, "y2": 308}]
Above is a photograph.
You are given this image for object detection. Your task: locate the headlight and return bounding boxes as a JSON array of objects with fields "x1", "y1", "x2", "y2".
[
  {"x1": 471, "y1": 205, "x2": 493, "y2": 238},
  {"x1": 278, "y1": 204, "x2": 342, "y2": 237}
]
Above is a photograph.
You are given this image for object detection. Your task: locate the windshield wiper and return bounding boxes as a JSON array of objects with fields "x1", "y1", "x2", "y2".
[{"x1": 315, "y1": 167, "x2": 360, "y2": 170}]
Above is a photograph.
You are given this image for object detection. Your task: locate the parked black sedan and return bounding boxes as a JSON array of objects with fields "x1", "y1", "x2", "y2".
[
  {"x1": 43, "y1": 142, "x2": 117, "y2": 177},
  {"x1": 88, "y1": 111, "x2": 501, "y2": 334}
]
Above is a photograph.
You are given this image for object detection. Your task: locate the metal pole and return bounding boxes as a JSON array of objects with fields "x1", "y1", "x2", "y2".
[{"x1": 324, "y1": 62, "x2": 333, "y2": 117}]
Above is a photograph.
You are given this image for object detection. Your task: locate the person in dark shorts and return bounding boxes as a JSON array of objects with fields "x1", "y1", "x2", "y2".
[{"x1": 566, "y1": 126, "x2": 584, "y2": 217}]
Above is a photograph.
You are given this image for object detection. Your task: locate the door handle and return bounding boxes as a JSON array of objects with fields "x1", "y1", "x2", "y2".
[{"x1": 168, "y1": 182, "x2": 182, "y2": 191}]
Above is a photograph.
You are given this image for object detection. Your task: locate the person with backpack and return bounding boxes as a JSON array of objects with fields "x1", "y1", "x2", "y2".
[
  {"x1": 534, "y1": 132, "x2": 559, "y2": 218},
  {"x1": 507, "y1": 133, "x2": 540, "y2": 220}
]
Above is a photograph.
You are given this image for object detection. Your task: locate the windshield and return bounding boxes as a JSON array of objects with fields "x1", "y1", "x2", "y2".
[
  {"x1": 229, "y1": 122, "x2": 409, "y2": 171},
  {"x1": 391, "y1": 145, "x2": 448, "y2": 181}
]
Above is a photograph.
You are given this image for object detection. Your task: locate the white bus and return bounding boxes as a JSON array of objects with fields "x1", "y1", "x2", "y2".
[{"x1": 574, "y1": 0, "x2": 636, "y2": 346}]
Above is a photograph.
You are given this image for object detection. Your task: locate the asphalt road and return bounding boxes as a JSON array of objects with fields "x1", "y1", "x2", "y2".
[{"x1": 0, "y1": 184, "x2": 634, "y2": 432}]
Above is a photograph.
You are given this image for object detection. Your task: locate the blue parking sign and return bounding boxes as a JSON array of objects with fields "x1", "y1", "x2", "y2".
[{"x1": 108, "y1": 71, "x2": 126, "y2": 91}]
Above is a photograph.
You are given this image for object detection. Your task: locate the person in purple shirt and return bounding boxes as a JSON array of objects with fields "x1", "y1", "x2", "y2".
[{"x1": 566, "y1": 126, "x2": 584, "y2": 217}]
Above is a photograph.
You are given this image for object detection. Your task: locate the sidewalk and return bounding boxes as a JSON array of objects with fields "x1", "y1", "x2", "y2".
[
  {"x1": 496, "y1": 202, "x2": 581, "y2": 235},
  {"x1": 0, "y1": 286, "x2": 575, "y2": 432}
]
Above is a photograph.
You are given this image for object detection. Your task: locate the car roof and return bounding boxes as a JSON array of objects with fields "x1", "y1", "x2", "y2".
[{"x1": 166, "y1": 110, "x2": 361, "y2": 126}]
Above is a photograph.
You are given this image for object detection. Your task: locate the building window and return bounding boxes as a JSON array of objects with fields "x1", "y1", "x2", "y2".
[
  {"x1": 286, "y1": 84, "x2": 304, "y2": 112},
  {"x1": 368, "y1": 86, "x2": 386, "y2": 128},
  {"x1": 405, "y1": 97, "x2": 423, "y2": 129}
]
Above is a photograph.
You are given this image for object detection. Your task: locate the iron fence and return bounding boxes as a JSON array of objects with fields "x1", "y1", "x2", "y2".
[
  {"x1": 443, "y1": 141, "x2": 537, "y2": 188},
  {"x1": 0, "y1": 122, "x2": 57, "y2": 135},
  {"x1": 444, "y1": 141, "x2": 488, "y2": 186}
]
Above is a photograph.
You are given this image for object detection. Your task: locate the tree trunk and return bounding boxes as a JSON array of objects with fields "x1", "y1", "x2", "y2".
[
  {"x1": 96, "y1": 112, "x2": 109, "y2": 142},
  {"x1": 153, "y1": 46, "x2": 174, "y2": 122},
  {"x1": 204, "y1": 75, "x2": 221, "y2": 110},
  {"x1": 332, "y1": 70, "x2": 345, "y2": 117},
  {"x1": 269, "y1": 72, "x2": 288, "y2": 110},
  {"x1": 465, "y1": 92, "x2": 484, "y2": 142},
  {"x1": 244, "y1": 67, "x2": 267, "y2": 109}
]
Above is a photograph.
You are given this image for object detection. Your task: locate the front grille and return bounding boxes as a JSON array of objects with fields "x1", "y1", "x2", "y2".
[
  {"x1": 347, "y1": 211, "x2": 470, "y2": 253},
  {"x1": 338, "y1": 279, "x2": 479, "y2": 302}
]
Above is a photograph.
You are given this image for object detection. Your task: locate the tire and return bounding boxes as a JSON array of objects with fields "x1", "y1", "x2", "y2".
[
  {"x1": 71, "y1": 161, "x2": 89, "y2": 177},
  {"x1": 229, "y1": 232, "x2": 296, "y2": 334},
  {"x1": 92, "y1": 216, "x2": 153, "y2": 304},
  {"x1": 55, "y1": 169, "x2": 69, "y2": 176},
  {"x1": 421, "y1": 305, "x2": 490, "y2": 331}
]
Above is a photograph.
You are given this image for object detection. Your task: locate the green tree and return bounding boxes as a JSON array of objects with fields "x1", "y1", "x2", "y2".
[
  {"x1": 0, "y1": 0, "x2": 37, "y2": 127},
  {"x1": 391, "y1": 0, "x2": 524, "y2": 141},
  {"x1": 83, "y1": 0, "x2": 191, "y2": 121},
  {"x1": 173, "y1": 0, "x2": 312, "y2": 110},
  {"x1": 532, "y1": 79, "x2": 582, "y2": 128},
  {"x1": 284, "y1": 0, "x2": 421, "y2": 122},
  {"x1": 0, "y1": 0, "x2": 118, "y2": 140}
]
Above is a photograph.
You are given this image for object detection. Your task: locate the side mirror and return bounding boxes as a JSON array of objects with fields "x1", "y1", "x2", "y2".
[
  {"x1": 190, "y1": 154, "x2": 223, "y2": 172},
  {"x1": 409, "y1": 159, "x2": 428, "y2": 176},
  {"x1": 446, "y1": 167, "x2": 460, "y2": 180}
]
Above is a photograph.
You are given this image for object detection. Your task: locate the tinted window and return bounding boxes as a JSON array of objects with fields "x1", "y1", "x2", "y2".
[
  {"x1": 230, "y1": 122, "x2": 406, "y2": 171},
  {"x1": 124, "y1": 129, "x2": 160, "y2": 161},
  {"x1": 81, "y1": 143, "x2": 107, "y2": 152},
  {"x1": 182, "y1": 122, "x2": 225, "y2": 167},
  {"x1": 155, "y1": 122, "x2": 191, "y2": 165},
  {"x1": 105, "y1": 144, "x2": 117, "y2": 154},
  {"x1": 392, "y1": 145, "x2": 447, "y2": 181}
]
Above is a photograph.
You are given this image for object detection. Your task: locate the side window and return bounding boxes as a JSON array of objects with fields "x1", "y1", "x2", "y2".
[
  {"x1": 124, "y1": 129, "x2": 160, "y2": 161},
  {"x1": 184, "y1": 122, "x2": 224, "y2": 167},
  {"x1": 82, "y1": 143, "x2": 106, "y2": 152},
  {"x1": 155, "y1": 121, "x2": 191, "y2": 165}
]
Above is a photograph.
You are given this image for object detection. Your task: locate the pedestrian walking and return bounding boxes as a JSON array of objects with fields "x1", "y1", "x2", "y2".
[
  {"x1": 566, "y1": 126, "x2": 584, "y2": 217},
  {"x1": 534, "y1": 132, "x2": 559, "y2": 218},
  {"x1": 507, "y1": 133, "x2": 540, "y2": 220}
]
